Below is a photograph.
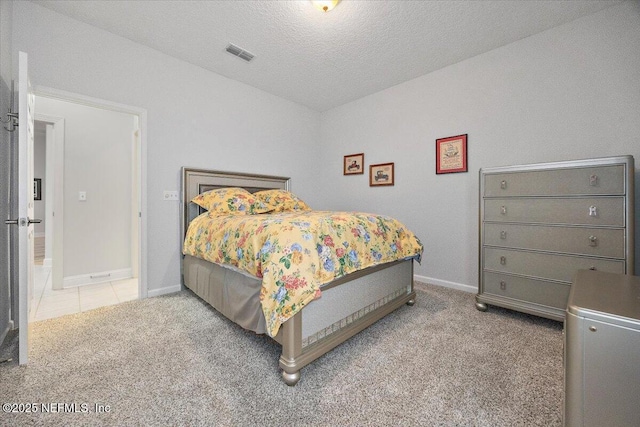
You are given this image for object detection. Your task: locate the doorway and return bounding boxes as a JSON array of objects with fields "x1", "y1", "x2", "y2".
[{"x1": 30, "y1": 89, "x2": 146, "y2": 321}]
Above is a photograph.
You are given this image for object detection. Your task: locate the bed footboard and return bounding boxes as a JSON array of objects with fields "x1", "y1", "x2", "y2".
[{"x1": 276, "y1": 259, "x2": 415, "y2": 386}]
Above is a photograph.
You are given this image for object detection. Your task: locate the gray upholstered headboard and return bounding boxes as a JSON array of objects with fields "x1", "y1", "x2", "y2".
[{"x1": 181, "y1": 168, "x2": 290, "y2": 240}]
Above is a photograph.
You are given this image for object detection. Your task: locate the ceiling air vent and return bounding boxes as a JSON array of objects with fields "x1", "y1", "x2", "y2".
[{"x1": 225, "y1": 43, "x2": 255, "y2": 62}]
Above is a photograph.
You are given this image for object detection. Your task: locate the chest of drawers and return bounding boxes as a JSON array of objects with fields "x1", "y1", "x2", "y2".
[
  {"x1": 476, "y1": 156, "x2": 635, "y2": 320},
  {"x1": 564, "y1": 270, "x2": 640, "y2": 427}
]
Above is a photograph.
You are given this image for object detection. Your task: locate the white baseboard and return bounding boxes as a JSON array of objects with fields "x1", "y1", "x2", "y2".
[
  {"x1": 147, "y1": 284, "x2": 182, "y2": 298},
  {"x1": 64, "y1": 268, "x2": 132, "y2": 288},
  {"x1": 147, "y1": 278, "x2": 473, "y2": 300},
  {"x1": 135, "y1": 277, "x2": 473, "y2": 301},
  {"x1": 414, "y1": 274, "x2": 476, "y2": 294},
  {"x1": 42, "y1": 258, "x2": 52, "y2": 268}
]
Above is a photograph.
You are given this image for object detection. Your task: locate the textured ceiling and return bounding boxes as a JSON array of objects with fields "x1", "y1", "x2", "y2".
[{"x1": 31, "y1": 0, "x2": 619, "y2": 112}]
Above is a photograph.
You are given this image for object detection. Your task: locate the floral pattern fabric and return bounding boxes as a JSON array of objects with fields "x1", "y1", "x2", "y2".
[
  {"x1": 183, "y1": 210, "x2": 423, "y2": 337},
  {"x1": 191, "y1": 187, "x2": 268, "y2": 215},
  {"x1": 254, "y1": 189, "x2": 312, "y2": 212}
]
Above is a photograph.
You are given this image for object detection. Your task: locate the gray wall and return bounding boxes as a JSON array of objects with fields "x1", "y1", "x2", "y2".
[
  {"x1": 7, "y1": 1, "x2": 640, "y2": 306},
  {"x1": 0, "y1": 0, "x2": 14, "y2": 346},
  {"x1": 12, "y1": 1, "x2": 322, "y2": 295},
  {"x1": 318, "y1": 1, "x2": 640, "y2": 290}
]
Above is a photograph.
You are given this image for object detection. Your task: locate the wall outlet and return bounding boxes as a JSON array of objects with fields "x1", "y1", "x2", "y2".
[{"x1": 163, "y1": 191, "x2": 179, "y2": 201}]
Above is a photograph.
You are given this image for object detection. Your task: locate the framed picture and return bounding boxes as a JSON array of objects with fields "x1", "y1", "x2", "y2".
[
  {"x1": 436, "y1": 134, "x2": 468, "y2": 174},
  {"x1": 344, "y1": 153, "x2": 364, "y2": 175},
  {"x1": 369, "y1": 163, "x2": 394, "y2": 186},
  {"x1": 34, "y1": 178, "x2": 42, "y2": 201}
]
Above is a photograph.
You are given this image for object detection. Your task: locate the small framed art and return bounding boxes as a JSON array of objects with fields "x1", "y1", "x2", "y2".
[
  {"x1": 344, "y1": 153, "x2": 364, "y2": 175},
  {"x1": 436, "y1": 134, "x2": 468, "y2": 174},
  {"x1": 369, "y1": 163, "x2": 394, "y2": 186}
]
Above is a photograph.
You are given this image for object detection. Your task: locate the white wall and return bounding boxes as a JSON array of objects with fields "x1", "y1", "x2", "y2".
[
  {"x1": 319, "y1": 1, "x2": 640, "y2": 290},
  {"x1": 12, "y1": 1, "x2": 321, "y2": 294},
  {"x1": 36, "y1": 96, "x2": 135, "y2": 279},
  {"x1": 33, "y1": 127, "x2": 45, "y2": 236}
]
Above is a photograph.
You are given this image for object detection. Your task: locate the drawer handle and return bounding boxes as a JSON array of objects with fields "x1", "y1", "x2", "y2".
[
  {"x1": 500, "y1": 231, "x2": 507, "y2": 240},
  {"x1": 589, "y1": 326, "x2": 597, "y2": 332},
  {"x1": 500, "y1": 206, "x2": 507, "y2": 215},
  {"x1": 500, "y1": 256, "x2": 506, "y2": 265},
  {"x1": 500, "y1": 180, "x2": 507, "y2": 190},
  {"x1": 589, "y1": 175, "x2": 598, "y2": 186},
  {"x1": 588, "y1": 235, "x2": 597, "y2": 247},
  {"x1": 589, "y1": 266, "x2": 597, "y2": 271},
  {"x1": 500, "y1": 281, "x2": 507, "y2": 290},
  {"x1": 588, "y1": 205, "x2": 597, "y2": 217}
]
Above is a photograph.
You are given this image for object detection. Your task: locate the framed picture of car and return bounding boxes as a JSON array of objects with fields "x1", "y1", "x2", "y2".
[
  {"x1": 344, "y1": 153, "x2": 364, "y2": 175},
  {"x1": 369, "y1": 162, "x2": 394, "y2": 186}
]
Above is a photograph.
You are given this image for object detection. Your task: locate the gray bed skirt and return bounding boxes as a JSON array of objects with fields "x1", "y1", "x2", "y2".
[
  {"x1": 183, "y1": 255, "x2": 267, "y2": 334},
  {"x1": 183, "y1": 254, "x2": 414, "y2": 345}
]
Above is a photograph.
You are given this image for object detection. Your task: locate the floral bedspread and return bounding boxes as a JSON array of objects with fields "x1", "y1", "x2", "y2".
[{"x1": 183, "y1": 210, "x2": 423, "y2": 337}]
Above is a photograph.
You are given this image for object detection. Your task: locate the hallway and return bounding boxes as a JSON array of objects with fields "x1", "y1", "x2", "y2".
[{"x1": 31, "y1": 264, "x2": 138, "y2": 322}]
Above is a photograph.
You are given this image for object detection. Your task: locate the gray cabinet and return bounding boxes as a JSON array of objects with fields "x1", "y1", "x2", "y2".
[
  {"x1": 564, "y1": 270, "x2": 640, "y2": 427},
  {"x1": 476, "y1": 156, "x2": 634, "y2": 320}
]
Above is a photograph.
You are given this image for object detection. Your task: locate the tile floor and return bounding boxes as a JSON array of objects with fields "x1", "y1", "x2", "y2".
[{"x1": 31, "y1": 265, "x2": 139, "y2": 322}]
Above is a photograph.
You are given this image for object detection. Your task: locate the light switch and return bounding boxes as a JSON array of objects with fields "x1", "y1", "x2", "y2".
[
  {"x1": 79, "y1": 191, "x2": 87, "y2": 201},
  {"x1": 163, "y1": 191, "x2": 179, "y2": 201}
]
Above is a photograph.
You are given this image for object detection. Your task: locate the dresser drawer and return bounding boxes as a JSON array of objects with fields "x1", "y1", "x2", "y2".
[
  {"x1": 483, "y1": 271, "x2": 570, "y2": 309},
  {"x1": 483, "y1": 223, "x2": 625, "y2": 258},
  {"x1": 484, "y1": 165, "x2": 625, "y2": 197},
  {"x1": 483, "y1": 248, "x2": 625, "y2": 283},
  {"x1": 483, "y1": 197, "x2": 625, "y2": 227}
]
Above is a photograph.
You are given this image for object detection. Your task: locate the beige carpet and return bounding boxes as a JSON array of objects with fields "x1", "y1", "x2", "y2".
[{"x1": 0, "y1": 282, "x2": 563, "y2": 426}]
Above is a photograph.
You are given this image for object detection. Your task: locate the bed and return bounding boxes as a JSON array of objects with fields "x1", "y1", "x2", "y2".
[{"x1": 181, "y1": 168, "x2": 423, "y2": 385}]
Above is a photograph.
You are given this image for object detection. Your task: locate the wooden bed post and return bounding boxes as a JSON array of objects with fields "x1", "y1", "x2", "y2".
[{"x1": 279, "y1": 312, "x2": 303, "y2": 386}]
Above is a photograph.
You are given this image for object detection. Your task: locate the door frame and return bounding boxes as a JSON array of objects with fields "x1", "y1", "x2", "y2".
[
  {"x1": 33, "y1": 113, "x2": 64, "y2": 289},
  {"x1": 34, "y1": 86, "x2": 148, "y2": 299}
]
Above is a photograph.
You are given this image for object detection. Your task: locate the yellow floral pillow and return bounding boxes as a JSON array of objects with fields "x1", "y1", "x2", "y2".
[
  {"x1": 254, "y1": 189, "x2": 311, "y2": 213},
  {"x1": 192, "y1": 187, "x2": 268, "y2": 216}
]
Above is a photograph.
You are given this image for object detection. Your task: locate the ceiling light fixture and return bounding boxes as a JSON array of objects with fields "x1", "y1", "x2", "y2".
[{"x1": 311, "y1": 0, "x2": 341, "y2": 13}]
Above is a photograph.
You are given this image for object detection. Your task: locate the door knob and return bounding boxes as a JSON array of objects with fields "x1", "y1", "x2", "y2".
[{"x1": 5, "y1": 218, "x2": 42, "y2": 226}]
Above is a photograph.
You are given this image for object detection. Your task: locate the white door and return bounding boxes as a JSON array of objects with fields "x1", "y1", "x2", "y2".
[{"x1": 17, "y1": 51, "x2": 36, "y2": 365}]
